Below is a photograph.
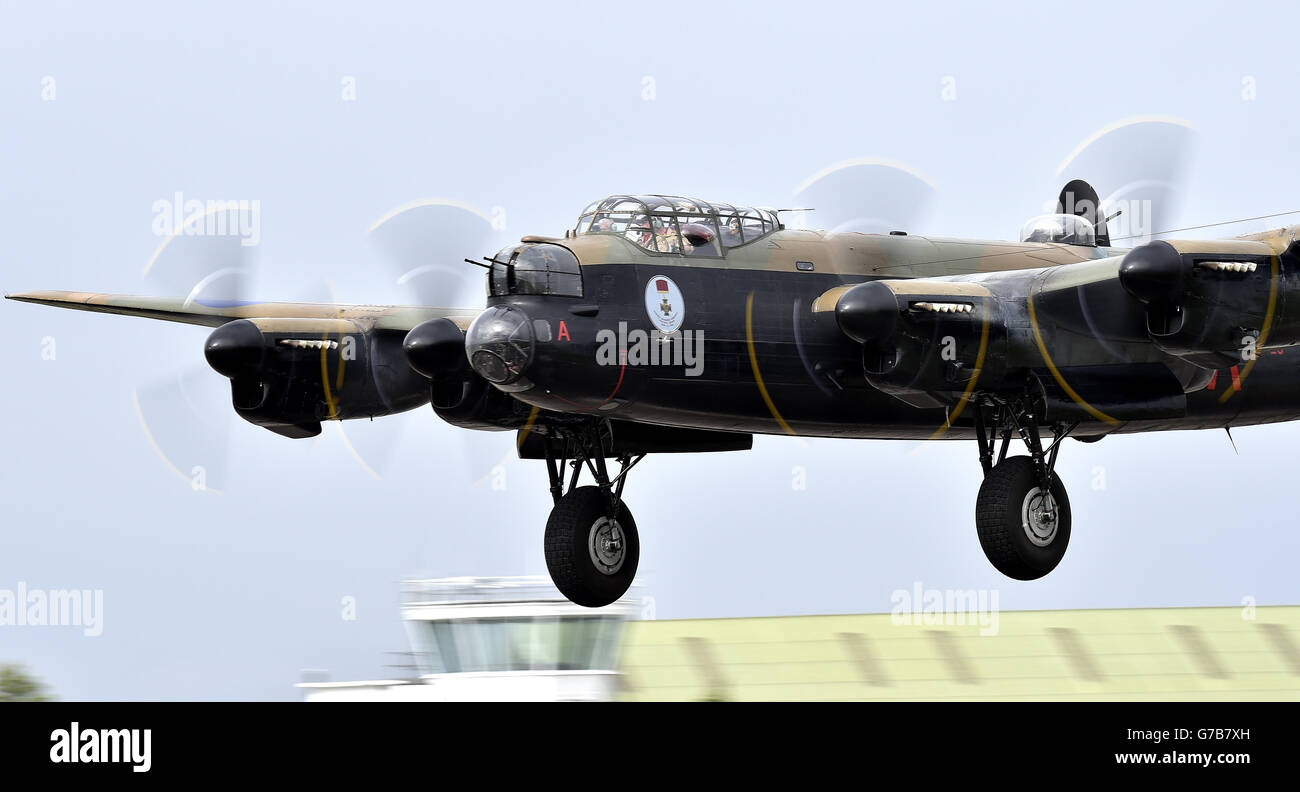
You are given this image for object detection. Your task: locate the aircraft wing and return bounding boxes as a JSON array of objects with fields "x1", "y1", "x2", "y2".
[
  {"x1": 5, "y1": 289, "x2": 497, "y2": 438},
  {"x1": 827, "y1": 237, "x2": 1297, "y2": 423},
  {"x1": 4, "y1": 290, "x2": 482, "y2": 332}
]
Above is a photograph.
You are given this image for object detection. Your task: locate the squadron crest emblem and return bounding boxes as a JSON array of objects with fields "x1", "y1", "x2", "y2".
[{"x1": 644, "y1": 275, "x2": 684, "y2": 334}]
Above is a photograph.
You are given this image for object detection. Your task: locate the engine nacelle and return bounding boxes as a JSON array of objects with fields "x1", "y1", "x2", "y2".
[
  {"x1": 403, "y1": 317, "x2": 531, "y2": 431},
  {"x1": 835, "y1": 279, "x2": 1009, "y2": 408},
  {"x1": 204, "y1": 318, "x2": 430, "y2": 437},
  {"x1": 1119, "y1": 239, "x2": 1300, "y2": 369}
]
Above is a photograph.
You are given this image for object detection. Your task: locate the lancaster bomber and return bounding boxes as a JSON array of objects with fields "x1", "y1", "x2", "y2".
[{"x1": 9, "y1": 182, "x2": 1300, "y2": 606}]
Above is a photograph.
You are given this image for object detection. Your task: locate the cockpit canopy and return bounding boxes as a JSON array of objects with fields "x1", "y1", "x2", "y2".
[
  {"x1": 487, "y1": 242, "x2": 582, "y2": 299},
  {"x1": 574, "y1": 195, "x2": 782, "y2": 256},
  {"x1": 1019, "y1": 213, "x2": 1097, "y2": 246}
]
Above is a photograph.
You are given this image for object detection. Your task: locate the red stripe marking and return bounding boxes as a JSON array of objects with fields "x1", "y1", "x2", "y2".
[{"x1": 547, "y1": 362, "x2": 627, "y2": 409}]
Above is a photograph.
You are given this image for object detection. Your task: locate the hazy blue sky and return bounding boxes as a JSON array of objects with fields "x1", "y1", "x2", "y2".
[{"x1": 3, "y1": 1, "x2": 1299, "y2": 699}]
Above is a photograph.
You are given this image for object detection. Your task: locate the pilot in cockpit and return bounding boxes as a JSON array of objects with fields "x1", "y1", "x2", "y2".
[
  {"x1": 652, "y1": 215, "x2": 692, "y2": 254},
  {"x1": 626, "y1": 215, "x2": 654, "y2": 250},
  {"x1": 720, "y1": 217, "x2": 743, "y2": 247}
]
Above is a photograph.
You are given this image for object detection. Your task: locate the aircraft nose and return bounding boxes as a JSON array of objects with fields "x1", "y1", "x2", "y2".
[{"x1": 466, "y1": 304, "x2": 535, "y2": 388}]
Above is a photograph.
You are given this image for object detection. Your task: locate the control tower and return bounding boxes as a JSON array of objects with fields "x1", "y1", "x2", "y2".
[{"x1": 298, "y1": 577, "x2": 642, "y2": 702}]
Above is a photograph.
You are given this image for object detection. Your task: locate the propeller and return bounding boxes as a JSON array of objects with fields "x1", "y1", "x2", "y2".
[
  {"x1": 780, "y1": 122, "x2": 1197, "y2": 438},
  {"x1": 129, "y1": 124, "x2": 1201, "y2": 488},
  {"x1": 135, "y1": 205, "x2": 260, "y2": 492},
  {"x1": 354, "y1": 199, "x2": 523, "y2": 489},
  {"x1": 1044, "y1": 117, "x2": 1198, "y2": 368},
  {"x1": 133, "y1": 197, "x2": 519, "y2": 492},
  {"x1": 791, "y1": 157, "x2": 937, "y2": 234},
  {"x1": 1053, "y1": 115, "x2": 1196, "y2": 245},
  {"x1": 782, "y1": 158, "x2": 939, "y2": 403},
  {"x1": 368, "y1": 199, "x2": 497, "y2": 309}
]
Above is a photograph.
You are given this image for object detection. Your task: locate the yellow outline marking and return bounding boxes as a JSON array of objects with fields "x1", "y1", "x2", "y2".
[
  {"x1": 335, "y1": 336, "x2": 347, "y2": 390},
  {"x1": 321, "y1": 336, "x2": 339, "y2": 420},
  {"x1": 367, "y1": 198, "x2": 494, "y2": 233},
  {"x1": 745, "y1": 292, "x2": 798, "y2": 436},
  {"x1": 131, "y1": 389, "x2": 221, "y2": 494},
  {"x1": 471, "y1": 452, "x2": 515, "y2": 488},
  {"x1": 1056, "y1": 116, "x2": 1194, "y2": 176},
  {"x1": 144, "y1": 203, "x2": 258, "y2": 277},
  {"x1": 794, "y1": 157, "x2": 937, "y2": 196},
  {"x1": 516, "y1": 406, "x2": 541, "y2": 453},
  {"x1": 319, "y1": 281, "x2": 389, "y2": 480},
  {"x1": 1026, "y1": 289, "x2": 1121, "y2": 426},
  {"x1": 333, "y1": 422, "x2": 382, "y2": 480},
  {"x1": 463, "y1": 407, "x2": 541, "y2": 488},
  {"x1": 1218, "y1": 254, "x2": 1279, "y2": 404},
  {"x1": 927, "y1": 306, "x2": 991, "y2": 440}
]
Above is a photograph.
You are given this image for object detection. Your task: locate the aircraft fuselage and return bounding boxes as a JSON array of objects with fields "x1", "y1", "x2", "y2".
[{"x1": 480, "y1": 230, "x2": 1300, "y2": 440}]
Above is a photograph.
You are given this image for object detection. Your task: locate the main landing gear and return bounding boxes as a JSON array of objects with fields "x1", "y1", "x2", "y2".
[
  {"x1": 972, "y1": 399, "x2": 1078, "y2": 580},
  {"x1": 540, "y1": 421, "x2": 645, "y2": 607}
]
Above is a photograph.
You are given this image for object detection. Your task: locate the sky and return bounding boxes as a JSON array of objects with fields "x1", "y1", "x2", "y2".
[{"x1": 2, "y1": 0, "x2": 1299, "y2": 700}]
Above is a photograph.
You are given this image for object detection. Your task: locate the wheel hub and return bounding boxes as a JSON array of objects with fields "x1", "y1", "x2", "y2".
[
  {"x1": 588, "y1": 517, "x2": 626, "y2": 575},
  {"x1": 1021, "y1": 487, "x2": 1058, "y2": 547}
]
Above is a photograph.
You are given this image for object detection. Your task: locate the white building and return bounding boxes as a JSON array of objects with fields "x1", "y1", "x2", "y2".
[{"x1": 298, "y1": 577, "x2": 641, "y2": 702}]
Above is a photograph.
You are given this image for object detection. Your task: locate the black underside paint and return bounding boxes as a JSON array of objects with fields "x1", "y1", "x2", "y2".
[{"x1": 496, "y1": 262, "x2": 1300, "y2": 440}]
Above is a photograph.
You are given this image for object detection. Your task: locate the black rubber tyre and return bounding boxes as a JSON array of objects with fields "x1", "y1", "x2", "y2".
[
  {"x1": 544, "y1": 486, "x2": 639, "y2": 607},
  {"x1": 976, "y1": 456, "x2": 1071, "y2": 580}
]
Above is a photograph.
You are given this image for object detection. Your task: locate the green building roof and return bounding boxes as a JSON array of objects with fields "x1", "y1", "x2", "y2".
[{"x1": 618, "y1": 605, "x2": 1300, "y2": 701}]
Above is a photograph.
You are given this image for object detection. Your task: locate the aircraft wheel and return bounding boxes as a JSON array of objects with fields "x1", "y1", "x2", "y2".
[
  {"x1": 976, "y1": 456, "x2": 1071, "y2": 580},
  {"x1": 544, "y1": 485, "x2": 639, "y2": 607}
]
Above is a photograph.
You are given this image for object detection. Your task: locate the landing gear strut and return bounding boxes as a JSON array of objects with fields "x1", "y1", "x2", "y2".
[
  {"x1": 541, "y1": 421, "x2": 644, "y2": 607},
  {"x1": 972, "y1": 399, "x2": 1077, "y2": 580}
]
